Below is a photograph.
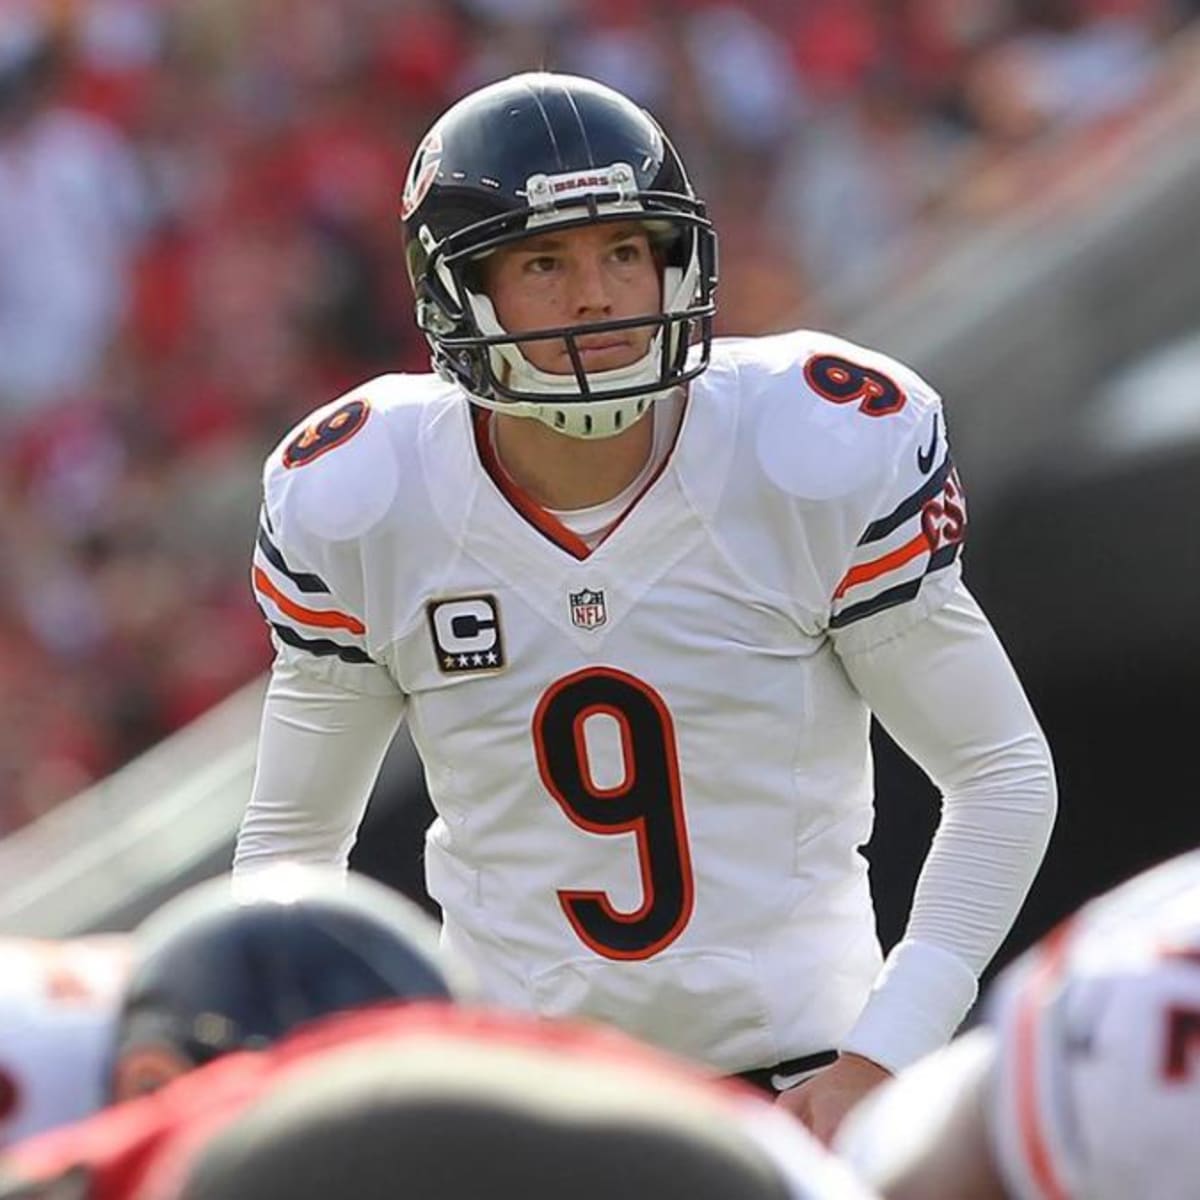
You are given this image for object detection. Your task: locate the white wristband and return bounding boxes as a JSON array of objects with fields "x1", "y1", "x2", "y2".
[{"x1": 840, "y1": 938, "x2": 979, "y2": 1073}]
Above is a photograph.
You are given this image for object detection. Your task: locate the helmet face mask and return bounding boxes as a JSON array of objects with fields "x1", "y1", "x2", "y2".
[{"x1": 402, "y1": 74, "x2": 718, "y2": 439}]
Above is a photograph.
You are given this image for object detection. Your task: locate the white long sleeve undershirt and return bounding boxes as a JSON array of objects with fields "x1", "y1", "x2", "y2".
[
  {"x1": 235, "y1": 660, "x2": 406, "y2": 874},
  {"x1": 836, "y1": 584, "x2": 1057, "y2": 1071}
]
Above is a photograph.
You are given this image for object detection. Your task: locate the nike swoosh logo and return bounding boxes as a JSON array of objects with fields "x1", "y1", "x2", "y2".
[
  {"x1": 770, "y1": 1068, "x2": 820, "y2": 1092},
  {"x1": 917, "y1": 414, "x2": 939, "y2": 474}
]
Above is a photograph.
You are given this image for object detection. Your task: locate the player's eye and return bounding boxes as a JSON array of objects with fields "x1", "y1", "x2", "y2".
[
  {"x1": 610, "y1": 241, "x2": 644, "y2": 264},
  {"x1": 523, "y1": 254, "x2": 560, "y2": 275}
]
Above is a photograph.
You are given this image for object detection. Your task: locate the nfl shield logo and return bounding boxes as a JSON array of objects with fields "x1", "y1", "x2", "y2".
[{"x1": 569, "y1": 588, "x2": 607, "y2": 630}]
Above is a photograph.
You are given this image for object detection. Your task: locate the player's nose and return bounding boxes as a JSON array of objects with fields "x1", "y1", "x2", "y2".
[{"x1": 568, "y1": 254, "x2": 614, "y2": 318}]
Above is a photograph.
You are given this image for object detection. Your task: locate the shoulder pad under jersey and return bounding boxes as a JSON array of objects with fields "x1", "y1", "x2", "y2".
[
  {"x1": 263, "y1": 373, "x2": 452, "y2": 545},
  {"x1": 714, "y1": 329, "x2": 941, "y2": 505}
]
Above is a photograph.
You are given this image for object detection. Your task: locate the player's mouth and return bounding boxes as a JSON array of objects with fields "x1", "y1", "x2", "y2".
[{"x1": 570, "y1": 336, "x2": 639, "y2": 369}]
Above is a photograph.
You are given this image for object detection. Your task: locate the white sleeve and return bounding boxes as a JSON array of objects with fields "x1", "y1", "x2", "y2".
[
  {"x1": 834, "y1": 582, "x2": 1057, "y2": 1072},
  {"x1": 233, "y1": 657, "x2": 407, "y2": 876}
]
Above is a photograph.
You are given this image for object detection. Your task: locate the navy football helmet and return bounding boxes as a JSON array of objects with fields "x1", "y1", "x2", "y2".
[
  {"x1": 112, "y1": 866, "x2": 469, "y2": 1091},
  {"x1": 401, "y1": 72, "x2": 718, "y2": 439}
]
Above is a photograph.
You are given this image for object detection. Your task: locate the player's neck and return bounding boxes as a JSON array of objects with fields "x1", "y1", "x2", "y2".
[{"x1": 490, "y1": 409, "x2": 656, "y2": 510}]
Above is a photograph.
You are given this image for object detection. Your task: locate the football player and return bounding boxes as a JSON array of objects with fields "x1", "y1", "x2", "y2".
[
  {"x1": 234, "y1": 71, "x2": 1058, "y2": 1141},
  {"x1": 0, "y1": 868, "x2": 463, "y2": 1151},
  {"x1": 109, "y1": 863, "x2": 472, "y2": 1101},
  {"x1": 0, "y1": 936, "x2": 129, "y2": 1147},
  {"x1": 836, "y1": 850, "x2": 1200, "y2": 1198}
]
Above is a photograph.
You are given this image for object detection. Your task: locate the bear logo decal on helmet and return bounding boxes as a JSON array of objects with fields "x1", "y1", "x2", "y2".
[{"x1": 401, "y1": 128, "x2": 443, "y2": 222}]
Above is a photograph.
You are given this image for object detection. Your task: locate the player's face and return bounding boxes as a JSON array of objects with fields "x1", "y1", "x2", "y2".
[
  {"x1": 111, "y1": 1042, "x2": 191, "y2": 1102},
  {"x1": 481, "y1": 221, "x2": 662, "y2": 375}
]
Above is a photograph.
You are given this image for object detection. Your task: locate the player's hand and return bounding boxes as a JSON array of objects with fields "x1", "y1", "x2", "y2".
[{"x1": 774, "y1": 1052, "x2": 891, "y2": 1145}]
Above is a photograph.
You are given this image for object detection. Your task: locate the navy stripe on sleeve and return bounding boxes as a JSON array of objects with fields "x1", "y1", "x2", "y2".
[
  {"x1": 830, "y1": 541, "x2": 961, "y2": 629},
  {"x1": 257, "y1": 525, "x2": 331, "y2": 594},
  {"x1": 270, "y1": 622, "x2": 374, "y2": 665},
  {"x1": 858, "y1": 454, "x2": 954, "y2": 546}
]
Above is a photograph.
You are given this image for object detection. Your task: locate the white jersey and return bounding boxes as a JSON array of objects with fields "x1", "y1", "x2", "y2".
[
  {"x1": 987, "y1": 851, "x2": 1200, "y2": 1200},
  {"x1": 245, "y1": 330, "x2": 975, "y2": 1074},
  {"x1": 0, "y1": 937, "x2": 128, "y2": 1147}
]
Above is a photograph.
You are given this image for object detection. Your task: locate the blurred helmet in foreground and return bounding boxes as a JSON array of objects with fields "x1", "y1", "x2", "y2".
[
  {"x1": 112, "y1": 866, "x2": 470, "y2": 1098},
  {"x1": 171, "y1": 1007, "x2": 876, "y2": 1200}
]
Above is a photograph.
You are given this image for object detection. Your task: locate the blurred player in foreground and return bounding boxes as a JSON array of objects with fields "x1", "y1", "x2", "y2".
[
  {"x1": 0, "y1": 863, "x2": 464, "y2": 1152},
  {"x1": 3, "y1": 1004, "x2": 881, "y2": 1200},
  {"x1": 237, "y1": 69, "x2": 1057, "y2": 1142},
  {"x1": 836, "y1": 849, "x2": 1200, "y2": 1198},
  {"x1": 109, "y1": 864, "x2": 471, "y2": 1100},
  {"x1": 0, "y1": 936, "x2": 129, "y2": 1147}
]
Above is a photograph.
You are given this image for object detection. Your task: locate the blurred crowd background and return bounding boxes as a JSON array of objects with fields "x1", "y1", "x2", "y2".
[{"x1": 1, "y1": 0, "x2": 1198, "y2": 834}]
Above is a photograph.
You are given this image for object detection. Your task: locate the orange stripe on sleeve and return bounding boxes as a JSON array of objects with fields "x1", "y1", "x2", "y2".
[
  {"x1": 834, "y1": 531, "x2": 930, "y2": 600},
  {"x1": 253, "y1": 566, "x2": 366, "y2": 636}
]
